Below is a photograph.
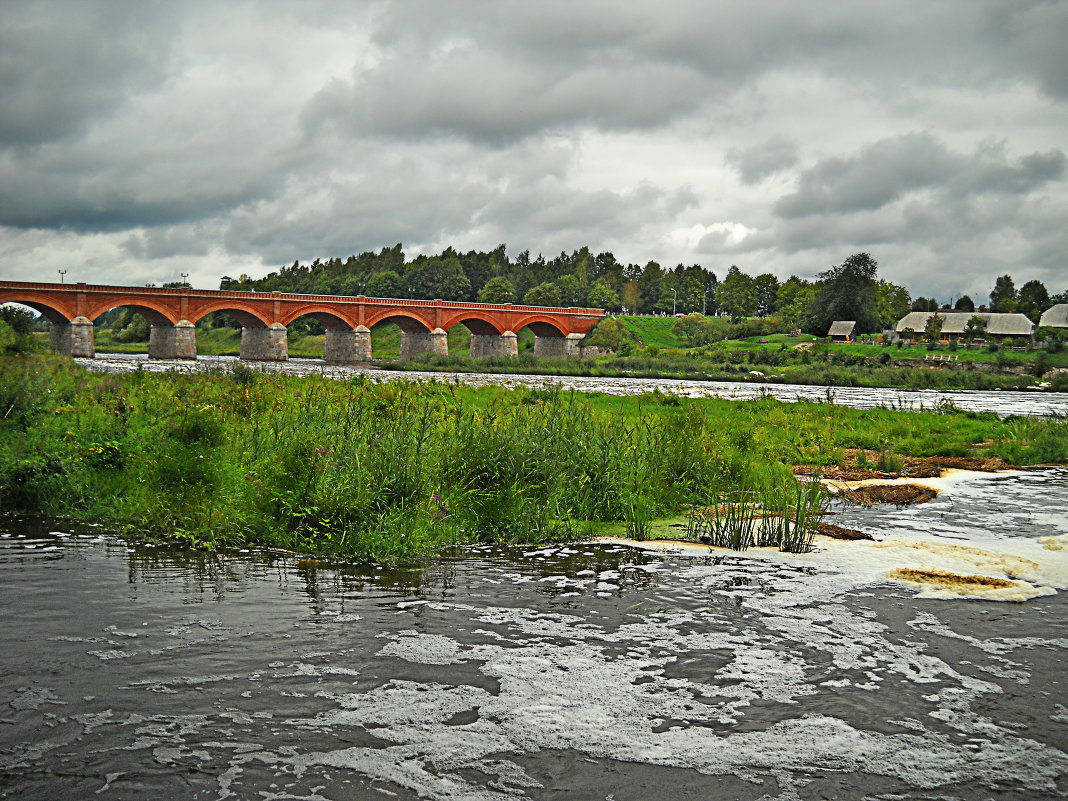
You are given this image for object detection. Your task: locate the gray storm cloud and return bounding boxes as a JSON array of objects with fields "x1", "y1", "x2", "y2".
[{"x1": 0, "y1": 0, "x2": 1065, "y2": 298}]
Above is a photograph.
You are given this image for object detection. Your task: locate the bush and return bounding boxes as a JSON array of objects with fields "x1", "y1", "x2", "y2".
[
  {"x1": 0, "y1": 307, "x2": 40, "y2": 354},
  {"x1": 585, "y1": 317, "x2": 633, "y2": 351}
]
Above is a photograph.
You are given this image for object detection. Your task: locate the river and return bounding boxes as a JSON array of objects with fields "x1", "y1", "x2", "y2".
[
  {"x1": 2, "y1": 467, "x2": 1066, "y2": 799},
  {"x1": 78, "y1": 352, "x2": 1068, "y2": 418}
]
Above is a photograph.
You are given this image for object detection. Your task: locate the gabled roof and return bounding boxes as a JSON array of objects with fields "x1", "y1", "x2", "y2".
[
  {"x1": 1039, "y1": 304, "x2": 1068, "y2": 328},
  {"x1": 828, "y1": 320, "x2": 856, "y2": 337},
  {"x1": 895, "y1": 311, "x2": 1034, "y2": 336}
]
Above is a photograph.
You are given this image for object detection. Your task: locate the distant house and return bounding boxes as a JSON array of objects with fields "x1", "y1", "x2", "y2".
[
  {"x1": 895, "y1": 311, "x2": 1034, "y2": 342},
  {"x1": 828, "y1": 320, "x2": 856, "y2": 342},
  {"x1": 1038, "y1": 304, "x2": 1068, "y2": 329}
]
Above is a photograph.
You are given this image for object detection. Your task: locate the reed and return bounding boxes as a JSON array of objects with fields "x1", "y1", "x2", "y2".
[{"x1": 0, "y1": 353, "x2": 1062, "y2": 563}]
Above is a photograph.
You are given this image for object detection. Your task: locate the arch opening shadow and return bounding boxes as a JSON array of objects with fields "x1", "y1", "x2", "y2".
[
  {"x1": 1, "y1": 300, "x2": 66, "y2": 326},
  {"x1": 189, "y1": 305, "x2": 270, "y2": 328},
  {"x1": 95, "y1": 304, "x2": 172, "y2": 327},
  {"x1": 371, "y1": 313, "x2": 433, "y2": 333},
  {"x1": 518, "y1": 320, "x2": 566, "y2": 337}
]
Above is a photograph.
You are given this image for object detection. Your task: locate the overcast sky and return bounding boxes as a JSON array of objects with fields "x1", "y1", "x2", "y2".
[{"x1": 1, "y1": 0, "x2": 1066, "y2": 300}]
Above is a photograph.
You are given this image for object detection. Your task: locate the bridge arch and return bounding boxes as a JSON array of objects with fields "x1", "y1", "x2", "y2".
[
  {"x1": 365, "y1": 309, "x2": 434, "y2": 332},
  {"x1": 87, "y1": 296, "x2": 178, "y2": 326},
  {"x1": 187, "y1": 301, "x2": 272, "y2": 328},
  {"x1": 512, "y1": 314, "x2": 568, "y2": 337},
  {"x1": 0, "y1": 291, "x2": 73, "y2": 324},
  {"x1": 441, "y1": 311, "x2": 505, "y2": 335},
  {"x1": 279, "y1": 304, "x2": 358, "y2": 331}
]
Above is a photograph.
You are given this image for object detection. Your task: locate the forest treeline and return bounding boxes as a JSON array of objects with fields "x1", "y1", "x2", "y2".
[
  {"x1": 213, "y1": 245, "x2": 1066, "y2": 338},
  {"x1": 53, "y1": 244, "x2": 1066, "y2": 347}
]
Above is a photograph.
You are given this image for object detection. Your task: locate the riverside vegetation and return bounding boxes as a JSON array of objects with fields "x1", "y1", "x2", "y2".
[
  {"x1": 2, "y1": 353, "x2": 1066, "y2": 563},
  {"x1": 80, "y1": 315, "x2": 1068, "y2": 392}
]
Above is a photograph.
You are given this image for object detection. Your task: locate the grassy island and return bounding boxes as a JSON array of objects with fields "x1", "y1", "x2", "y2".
[{"x1": 2, "y1": 353, "x2": 1065, "y2": 562}]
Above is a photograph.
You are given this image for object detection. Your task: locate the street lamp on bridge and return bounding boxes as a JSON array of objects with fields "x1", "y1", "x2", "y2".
[{"x1": 58, "y1": 269, "x2": 67, "y2": 284}]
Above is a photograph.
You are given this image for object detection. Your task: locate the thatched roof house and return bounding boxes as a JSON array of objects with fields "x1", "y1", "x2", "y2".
[
  {"x1": 828, "y1": 320, "x2": 856, "y2": 342},
  {"x1": 1038, "y1": 304, "x2": 1068, "y2": 329},
  {"x1": 895, "y1": 311, "x2": 1034, "y2": 340}
]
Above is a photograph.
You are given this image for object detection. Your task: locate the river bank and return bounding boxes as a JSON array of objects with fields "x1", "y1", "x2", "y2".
[
  {"x1": 81, "y1": 351, "x2": 1068, "y2": 418},
  {"x1": 3, "y1": 353, "x2": 1066, "y2": 563}
]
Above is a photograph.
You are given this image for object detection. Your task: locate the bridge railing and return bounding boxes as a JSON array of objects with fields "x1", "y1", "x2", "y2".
[{"x1": 0, "y1": 280, "x2": 604, "y2": 316}]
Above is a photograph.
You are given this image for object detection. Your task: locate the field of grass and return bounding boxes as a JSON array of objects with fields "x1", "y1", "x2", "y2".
[
  {"x1": 2, "y1": 353, "x2": 1064, "y2": 563},
  {"x1": 616, "y1": 315, "x2": 696, "y2": 348}
]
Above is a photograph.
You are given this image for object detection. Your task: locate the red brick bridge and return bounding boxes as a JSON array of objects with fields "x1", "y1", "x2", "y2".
[{"x1": 0, "y1": 280, "x2": 605, "y2": 362}]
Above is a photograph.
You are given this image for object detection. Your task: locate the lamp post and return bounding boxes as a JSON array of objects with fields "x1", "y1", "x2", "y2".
[
  {"x1": 58, "y1": 269, "x2": 67, "y2": 284},
  {"x1": 180, "y1": 272, "x2": 189, "y2": 287},
  {"x1": 671, "y1": 288, "x2": 677, "y2": 316}
]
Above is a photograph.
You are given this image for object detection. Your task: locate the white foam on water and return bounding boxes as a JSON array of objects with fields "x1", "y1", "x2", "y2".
[{"x1": 283, "y1": 590, "x2": 1068, "y2": 797}]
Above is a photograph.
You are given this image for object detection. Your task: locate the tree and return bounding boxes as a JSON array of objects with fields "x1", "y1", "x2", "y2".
[
  {"x1": 366, "y1": 270, "x2": 402, "y2": 298},
  {"x1": 805, "y1": 252, "x2": 880, "y2": 335},
  {"x1": 523, "y1": 282, "x2": 562, "y2": 307},
  {"x1": 478, "y1": 277, "x2": 516, "y2": 304},
  {"x1": 0, "y1": 306, "x2": 37, "y2": 353},
  {"x1": 753, "y1": 273, "x2": 780, "y2": 318},
  {"x1": 587, "y1": 278, "x2": 620, "y2": 311},
  {"x1": 636, "y1": 261, "x2": 662, "y2": 313},
  {"x1": 964, "y1": 314, "x2": 987, "y2": 341},
  {"x1": 911, "y1": 297, "x2": 936, "y2": 312},
  {"x1": 1017, "y1": 279, "x2": 1050, "y2": 322},
  {"x1": 585, "y1": 317, "x2": 631, "y2": 351},
  {"x1": 555, "y1": 274, "x2": 583, "y2": 306},
  {"x1": 680, "y1": 268, "x2": 705, "y2": 314},
  {"x1": 716, "y1": 267, "x2": 758, "y2": 323},
  {"x1": 775, "y1": 276, "x2": 813, "y2": 329},
  {"x1": 990, "y1": 274, "x2": 1016, "y2": 312},
  {"x1": 876, "y1": 281, "x2": 911, "y2": 329},
  {"x1": 673, "y1": 313, "x2": 719, "y2": 346},
  {"x1": 621, "y1": 281, "x2": 641, "y2": 314},
  {"x1": 954, "y1": 295, "x2": 975, "y2": 312},
  {"x1": 654, "y1": 271, "x2": 680, "y2": 313},
  {"x1": 922, "y1": 313, "x2": 944, "y2": 343}
]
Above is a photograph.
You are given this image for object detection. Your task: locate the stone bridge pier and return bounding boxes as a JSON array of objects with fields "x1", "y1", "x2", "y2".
[
  {"x1": 534, "y1": 333, "x2": 585, "y2": 359},
  {"x1": 323, "y1": 325, "x2": 372, "y2": 364},
  {"x1": 50, "y1": 316, "x2": 95, "y2": 358},
  {"x1": 469, "y1": 331, "x2": 518, "y2": 359},
  {"x1": 399, "y1": 328, "x2": 448, "y2": 361},
  {"x1": 148, "y1": 320, "x2": 196, "y2": 359},
  {"x1": 241, "y1": 323, "x2": 288, "y2": 361}
]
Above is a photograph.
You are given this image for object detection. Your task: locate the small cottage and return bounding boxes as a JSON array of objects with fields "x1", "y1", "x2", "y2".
[
  {"x1": 1038, "y1": 304, "x2": 1068, "y2": 329},
  {"x1": 828, "y1": 320, "x2": 856, "y2": 342}
]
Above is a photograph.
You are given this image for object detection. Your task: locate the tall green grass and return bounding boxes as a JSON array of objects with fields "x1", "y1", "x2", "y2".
[{"x1": 1, "y1": 353, "x2": 1064, "y2": 562}]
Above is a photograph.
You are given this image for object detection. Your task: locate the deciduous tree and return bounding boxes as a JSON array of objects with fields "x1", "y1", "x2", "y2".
[
  {"x1": 477, "y1": 277, "x2": 516, "y2": 304},
  {"x1": 716, "y1": 267, "x2": 758, "y2": 323},
  {"x1": 805, "y1": 252, "x2": 880, "y2": 335},
  {"x1": 990, "y1": 275, "x2": 1017, "y2": 312},
  {"x1": 672, "y1": 313, "x2": 719, "y2": 346},
  {"x1": 1017, "y1": 279, "x2": 1050, "y2": 322},
  {"x1": 523, "y1": 282, "x2": 562, "y2": 307}
]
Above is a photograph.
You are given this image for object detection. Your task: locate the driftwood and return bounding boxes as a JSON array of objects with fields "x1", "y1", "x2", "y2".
[
  {"x1": 816, "y1": 522, "x2": 873, "y2": 541},
  {"x1": 836, "y1": 484, "x2": 938, "y2": 507}
]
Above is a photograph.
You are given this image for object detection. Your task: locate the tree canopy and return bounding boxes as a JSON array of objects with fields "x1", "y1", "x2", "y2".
[{"x1": 804, "y1": 252, "x2": 881, "y2": 335}]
